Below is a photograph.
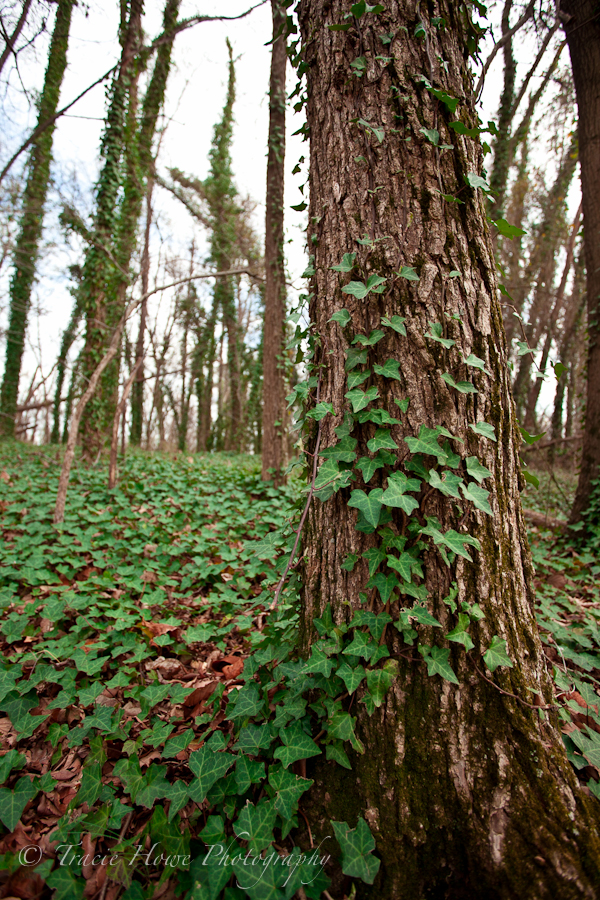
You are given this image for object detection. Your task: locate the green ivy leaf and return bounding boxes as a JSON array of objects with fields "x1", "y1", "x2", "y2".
[
  {"x1": 345, "y1": 347, "x2": 369, "y2": 370},
  {"x1": 462, "y1": 353, "x2": 491, "y2": 375},
  {"x1": 237, "y1": 724, "x2": 274, "y2": 754},
  {"x1": 306, "y1": 401, "x2": 335, "y2": 421},
  {"x1": 355, "y1": 454, "x2": 385, "y2": 483},
  {"x1": 345, "y1": 386, "x2": 380, "y2": 413},
  {"x1": 0, "y1": 777, "x2": 38, "y2": 831},
  {"x1": 421, "y1": 517, "x2": 480, "y2": 562},
  {"x1": 367, "y1": 572, "x2": 399, "y2": 604},
  {"x1": 347, "y1": 368, "x2": 371, "y2": 390},
  {"x1": 235, "y1": 756, "x2": 265, "y2": 794},
  {"x1": 396, "y1": 265, "x2": 420, "y2": 282},
  {"x1": 465, "y1": 172, "x2": 491, "y2": 191},
  {"x1": 332, "y1": 818, "x2": 381, "y2": 884},
  {"x1": 328, "y1": 711, "x2": 365, "y2": 752},
  {"x1": 268, "y1": 765, "x2": 313, "y2": 819},
  {"x1": 302, "y1": 647, "x2": 334, "y2": 677},
  {"x1": 162, "y1": 729, "x2": 195, "y2": 759},
  {"x1": 336, "y1": 662, "x2": 366, "y2": 693},
  {"x1": 367, "y1": 428, "x2": 398, "y2": 453},
  {"x1": 381, "y1": 471, "x2": 420, "y2": 514},
  {"x1": 331, "y1": 253, "x2": 357, "y2": 272},
  {"x1": 446, "y1": 613, "x2": 474, "y2": 651},
  {"x1": 373, "y1": 359, "x2": 402, "y2": 381},
  {"x1": 408, "y1": 605, "x2": 442, "y2": 628},
  {"x1": 366, "y1": 660, "x2": 398, "y2": 706},
  {"x1": 493, "y1": 217, "x2": 526, "y2": 240},
  {"x1": 273, "y1": 722, "x2": 321, "y2": 768},
  {"x1": 341, "y1": 553, "x2": 359, "y2": 572},
  {"x1": 426, "y1": 322, "x2": 455, "y2": 348},
  {"x1": 465, "y1": 456, "x2": 491, "y2": 483},
  {"x1": 343, "y1": 630, "x2": 377, "y2": 661},
  {"x1": 234, "y1": 799, "x2": 277, "y2": 853},
  {"x1": 442, "y1": 372, "x2": 478, "y2": 394},
  {"x1": 348, "y1": 488, "x2": 384, "y2": 527},
  {"x1": 353, "y1": 329, "x2": 386, "y2": 346},
  {"x1": 329, "y1": 308, "x2": 352, "y2": 326},
  {"x1": 188, "y1": 748, "x2": 236, "y2": 803},
  {"x1": 405, "y1": 425, "x2": 448, "y2": 463},
  {"x1": 460, "y1": 482, "x2": 492, "y2": 515},
  {"x1": 420, "y1": 127, "x2": 439, "y2": 145},
  {"x1": 483, "y1": 636, "x2": 514, "y2": 673},
  {"x1": 428, "y1": 468, "x2": 463, "y2": 499},
  {"x1": 319, "y1": 435, "x2": 358, "y2": 463},
  {"x1": 326, "y1": 742, "x2": 352, "y2": 769},
  {"x1": 381, "y1": 315, "x2": 407, "y2": 335},
  {"x1": 469, "y1": 421, "x2": 497, "y2": 441},
  {"x1": 424, "y1": 646, "x2": 459, "y2": 684},
  {"x1": 0, "y1": 750, "x2": 26, "y2": 785}
]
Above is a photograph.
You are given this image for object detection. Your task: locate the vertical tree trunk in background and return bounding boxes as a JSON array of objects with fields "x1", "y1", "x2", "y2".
[
  {"x1": 297, "y1": 2, "x2": 600, "y2": 896},
  {"x1": 488, "y1": 0, "x2": 516, "y2": 226},
  {"x1": 261, "y1": 0, "x2": 288, "y2": 482},
  {"x1": 563, "y1": 0, "x2": 600, "y2": 524},
  {"x1": 130, "y1": 178, "x2": 154, "y2": 446},
  {"x1": 51, "y1": 294, "x2": 82, "y2": 443},
  {"x1": 0, "y1": 0, "x2": 73, "y2": 438},
  {"x1": 80, "y1": 0, "x2": 180, "y2": 460},
  {"x1": 79, "y1": 0, "x2": 143, "y2": 460}
]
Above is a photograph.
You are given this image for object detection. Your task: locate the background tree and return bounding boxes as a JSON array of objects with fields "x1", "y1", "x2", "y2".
[
  {"x1": 0, "y1": 0, "x2": 73, "y2": 438},
  {"x1": 562, "y1": 0, "x2": 600, "y2": 524},
  {"x1": 297, "y1": 1, "x2": 600, "y2": 895},
  {"x1": 261, "y1": 0, "x2": 288, "y2": 483}
]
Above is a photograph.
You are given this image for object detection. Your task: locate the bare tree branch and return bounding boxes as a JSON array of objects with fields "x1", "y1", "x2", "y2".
[
  {"x1": 0, "y1": 0, "x2": 33, "y2": 78},
  {"x1": 475, "y1": 0, "x2": 535, "y2": 98}
]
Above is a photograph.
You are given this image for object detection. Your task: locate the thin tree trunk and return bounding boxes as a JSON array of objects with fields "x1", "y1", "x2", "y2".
[
  {"x1": 51, "y1": 294, "x2": 83, "y2": 443},
  {"x1": 54, "y1": 299, "x2": 139, "y2": 524},
  {"x1": 130, "y1": 178, "x2": 154, "y2": 445},
  {"x1": 0, "y1": 0, "x2": 73, "y2": 438},
  {"x1": 297, "y1": 1, "x2": 600, "y2": 895},
  {"x1": 261, "y1": 0, "x2": 287, "y2": 482},
  {"x1": 523, "y1": 204, "x2": 581, "y2": 430},
  {"x1": 564, "y1": 0, "x2": 600, "y2": 524},
  {"x1": 108, "y1": 358, "x2": 142, "y2": 488}
]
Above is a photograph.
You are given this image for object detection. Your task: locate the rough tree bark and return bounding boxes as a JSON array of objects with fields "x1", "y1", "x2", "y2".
[
  {"x1": 0, "y1": 0, "x2": 73, "y2": 438},
  {"x1": 297, "y1": 2, "x2": 600, "y2": 896},
  {"x1": 261, "y1": 0, "x2": 288, "y2": 483},
  {"x1": 563, "y1": 0, "x2": 600, "y2": 524}
]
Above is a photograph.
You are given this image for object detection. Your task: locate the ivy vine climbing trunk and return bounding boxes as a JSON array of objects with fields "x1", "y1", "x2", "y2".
[
  {"x1": 297, "y1": 2, "x2": 600, "y2": 897},
  {"x1": 0, "y1": 0, "x2": 73, "y2": 438},
  {"x1": 78, "y1": 0, "x2": 144, "y2": 460},
  {"x1": 563, "y1": 0, "x2": 600, "y2": 525},
  {"x1": 204, "y1": 40, "x2": 243, "y2": 452},
  {"x1": 261, "y1": 0, "x2": 288, "y2": 483}
]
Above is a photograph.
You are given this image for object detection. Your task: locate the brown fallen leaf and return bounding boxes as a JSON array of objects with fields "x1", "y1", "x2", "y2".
[{"x1": 211, "y1": 654, "x2": 244, "y2": 679}]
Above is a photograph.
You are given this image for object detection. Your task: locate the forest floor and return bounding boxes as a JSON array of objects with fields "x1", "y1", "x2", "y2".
[{"x1": 0, "y1": 444, "x2": 599, "y2": 900}]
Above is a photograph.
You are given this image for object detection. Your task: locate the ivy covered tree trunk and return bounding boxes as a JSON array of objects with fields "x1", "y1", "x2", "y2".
[
  {"x1": 78, "y1": 0, "x2": 143, "y2": 460},
  {"x1": 204, "y1": 40, "x2": 243, "y2": 452},
  {"x1": 0, "y1": 0, "x2": 73, "y2": 438},
  {"x1": 297, "y1": 2, "x2": 600, "y2": 896},
  {"x1": 80, "y1": 0, "x2": 180, "y2": 459},
  {"x1": 261, "y1": 0, "x2": 288, "y2": 483},
  {"x1": 564, "y1": 0, "x2": 600, "y2": 525}
]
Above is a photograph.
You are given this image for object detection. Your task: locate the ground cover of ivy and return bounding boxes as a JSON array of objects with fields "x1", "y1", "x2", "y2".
[{"x1": 0, "y1": 446, "x2": 598, "y2": 900}]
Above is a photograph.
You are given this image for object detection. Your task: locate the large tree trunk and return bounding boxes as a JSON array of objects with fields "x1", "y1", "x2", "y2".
[
  {"x1": 564, "y1": 0, "x2": 600, "y2": 524},
  {"x1": 0, "y1": 0, "x2": 73, "y2": 438},
  {"x1": 261, "y1": 0, "x2": 288, "y2": 483},
  {"x1": 297, "y1": 2, "x2": 600, "y2": 896}
]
